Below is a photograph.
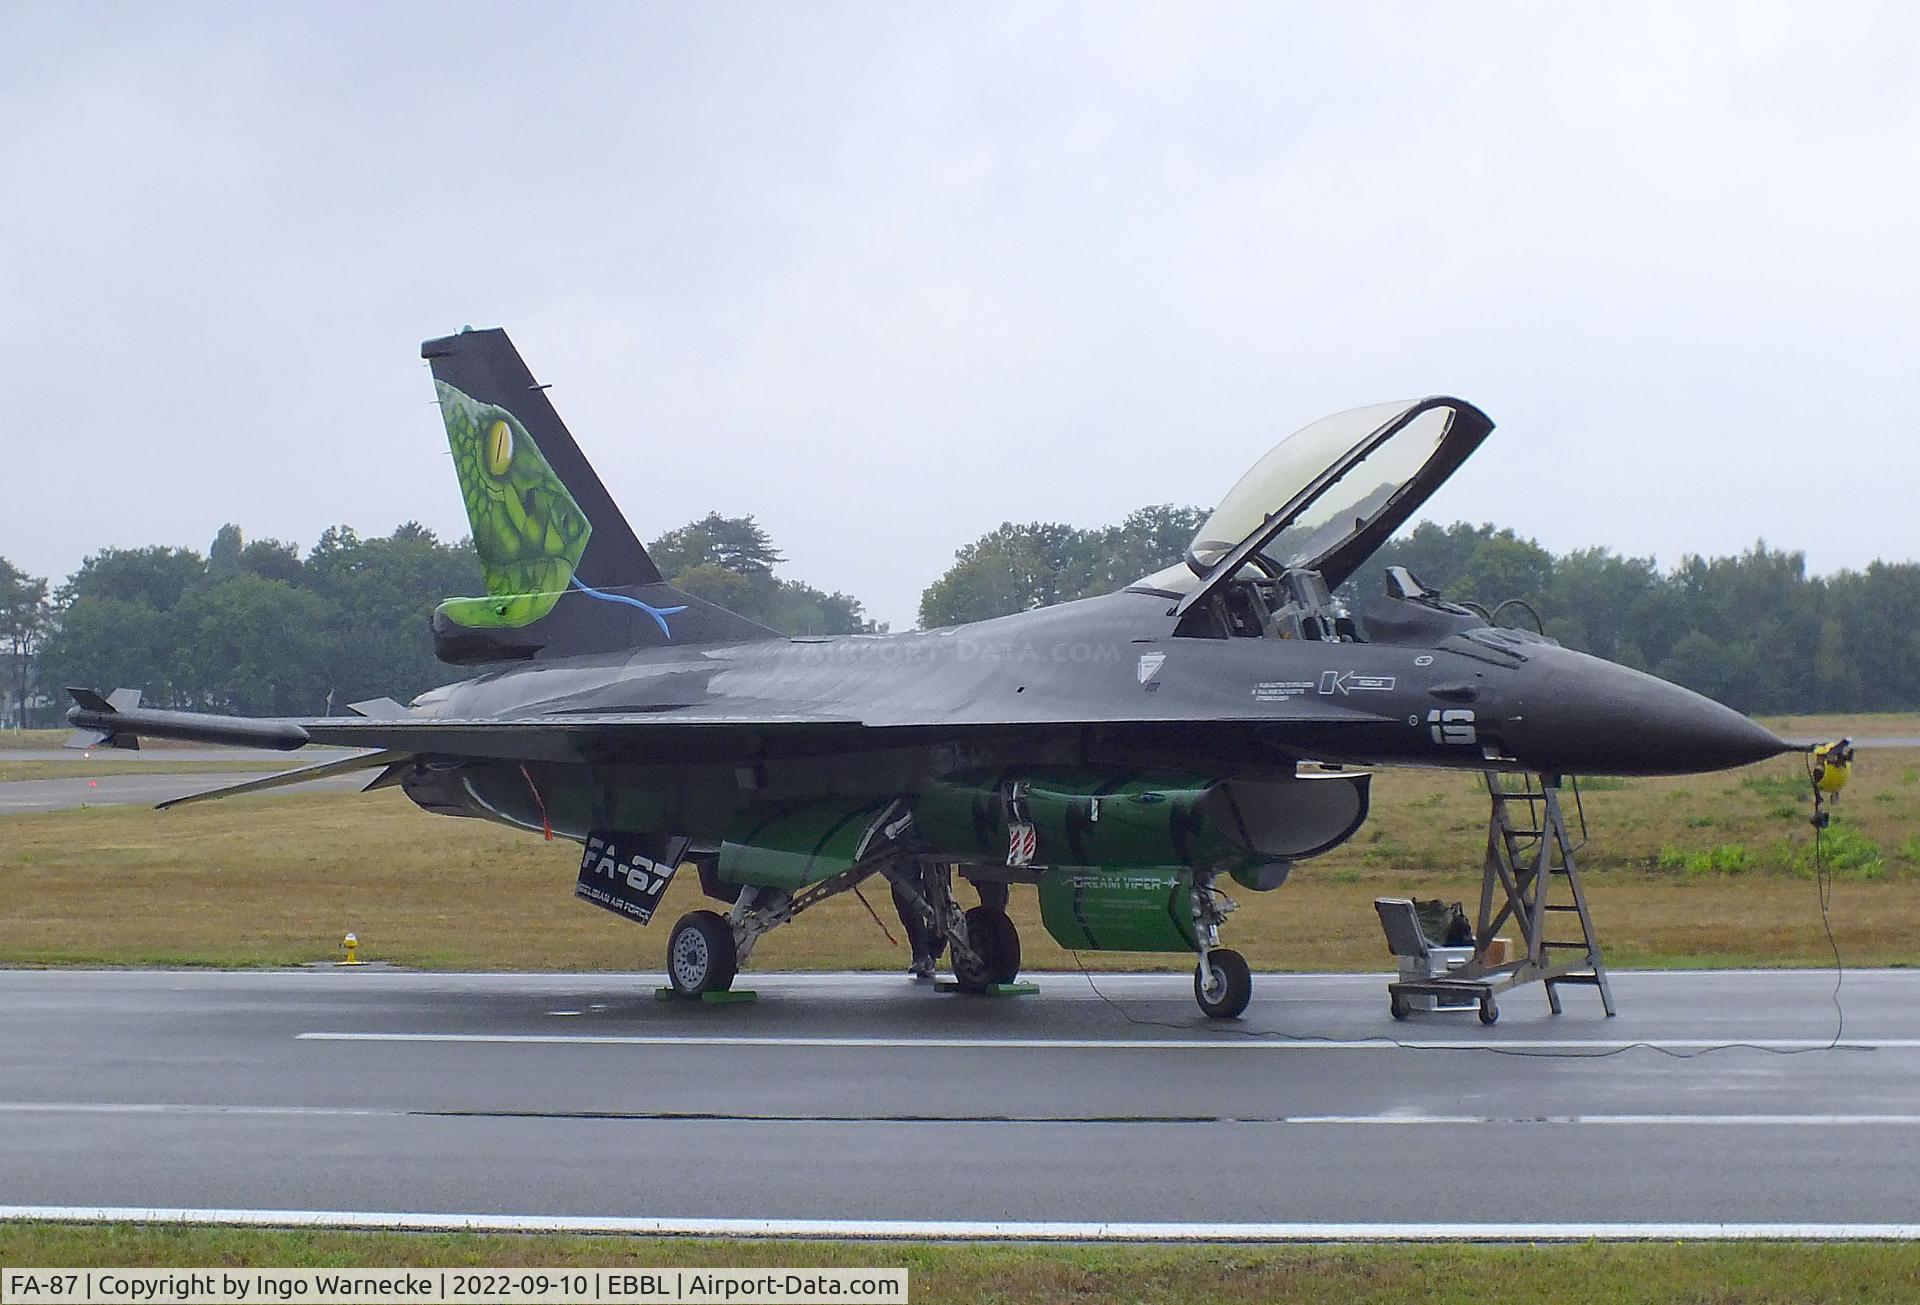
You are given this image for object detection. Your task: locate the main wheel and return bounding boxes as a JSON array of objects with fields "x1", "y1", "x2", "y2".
[
  {"x1": 951, "y1": 906, "x2": 1021, "y2": 992},
  {"x1": 1390, "y1": 991, "x2": 1411, "y2": 1021},
  {"x1": 1478, "y1": 996, "x2": 1500, "y2": 1026},
  {"x1": 667, "y1": 910, "x2": 738, "y2": 996},
  {"x1": 1194, "y1": 948, "x2": 1253, "y2": 1020}
]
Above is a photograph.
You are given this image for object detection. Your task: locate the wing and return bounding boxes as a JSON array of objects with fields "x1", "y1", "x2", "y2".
[{"x1": 66, "y1": 687, "x2": 1388, "y2": 783}]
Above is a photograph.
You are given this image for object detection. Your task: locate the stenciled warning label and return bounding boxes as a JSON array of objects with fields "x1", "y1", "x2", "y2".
[{"x1": 0, "y1": 1267, "x2": 909, "y2": 1305}]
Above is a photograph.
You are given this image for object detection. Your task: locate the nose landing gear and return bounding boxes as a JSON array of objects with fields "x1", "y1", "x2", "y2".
[
  {"x1": 1194, "y1": 946, "x2": 1252, "y2": 1019},
  {"x1": 1191, "y1": 871, "x2": 1251, "y2": 1019}
]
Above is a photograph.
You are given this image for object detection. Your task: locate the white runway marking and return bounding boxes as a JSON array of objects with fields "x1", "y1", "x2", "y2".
[
  {"x1": 296, "y1": 1031, "x2": 1920, "y2": 1052},
  {"x1": 6, "y1": 1101, "x2": 1920, "y2": 1127},
  {"x1": 0, "y1": 1102, "x2": 396, "y2": 1118},
  {"x1": 2, "y1": 1206, "x2": 1916, "y2": 1241}
]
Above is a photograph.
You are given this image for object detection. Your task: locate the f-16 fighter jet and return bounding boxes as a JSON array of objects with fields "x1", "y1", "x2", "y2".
[{"x1": 69, "y1": 328, "x2": 1793, "y2": 1018}]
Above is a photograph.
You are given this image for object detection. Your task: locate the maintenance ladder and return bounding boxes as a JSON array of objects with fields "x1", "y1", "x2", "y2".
[{"x1": 1388, "y1": 770, "x2": 1616, "y2": 1021}]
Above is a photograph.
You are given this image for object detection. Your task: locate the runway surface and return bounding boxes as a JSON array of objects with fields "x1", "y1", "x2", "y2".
[{"x1": 3, "y1": 967, "x2": 1917, "y2": 1238}]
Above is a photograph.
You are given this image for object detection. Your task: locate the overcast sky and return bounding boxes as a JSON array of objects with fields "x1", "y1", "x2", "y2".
[{"x1": 4, "y1": 2, "x2": 1916, "y2": 628}]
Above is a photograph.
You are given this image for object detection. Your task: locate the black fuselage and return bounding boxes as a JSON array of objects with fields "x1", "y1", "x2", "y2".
[{"x1": 398, "y1": 588, "x2": 1788, "y2": 845}]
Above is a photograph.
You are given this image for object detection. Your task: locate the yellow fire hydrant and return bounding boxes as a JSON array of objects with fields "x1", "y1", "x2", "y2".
[{"x1": 340, "y1": 932, "x2": 363, "y2": 966}]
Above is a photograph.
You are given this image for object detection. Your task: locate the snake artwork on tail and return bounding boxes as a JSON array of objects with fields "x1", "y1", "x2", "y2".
[{"x1": 434, "y1": 380, "x2": 684, "y2": 635}]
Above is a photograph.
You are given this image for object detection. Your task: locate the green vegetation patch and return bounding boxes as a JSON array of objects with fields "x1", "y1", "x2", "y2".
[{"x1": 3, "y1": 1225, "x2": 1920, "y2": 1305}]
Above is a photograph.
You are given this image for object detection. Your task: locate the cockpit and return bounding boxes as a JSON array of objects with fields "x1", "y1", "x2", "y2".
[{"x1": 1129, "y1": 397, "x2": 1497, "y2": 645}]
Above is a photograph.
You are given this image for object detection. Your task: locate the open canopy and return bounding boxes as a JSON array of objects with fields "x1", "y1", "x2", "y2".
[{"x1": 1135, "y1": 396, "x2": 1493, "y2": 606}]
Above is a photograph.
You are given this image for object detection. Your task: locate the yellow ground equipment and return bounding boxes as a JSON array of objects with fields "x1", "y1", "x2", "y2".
[{"x1": 1809, "y1": 739, "x2": 1855, "y2": 828}]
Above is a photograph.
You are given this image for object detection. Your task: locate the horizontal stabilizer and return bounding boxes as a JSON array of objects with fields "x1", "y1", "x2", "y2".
[
  {"x1": 348, "y1": 697, "x2": 408, "y2": 719},
  {"x1": 64, "y1": 727, "x2": 134, "y2": 751},
  {"x1": 361, "y1": 761, "x2": 413, "y2": 792},
  {"x1": 156, "y1": 749, "x2": 412, "y2": 810}
]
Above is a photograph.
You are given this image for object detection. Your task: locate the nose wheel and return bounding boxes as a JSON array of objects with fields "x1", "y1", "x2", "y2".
[
  {"x1": 1194, "y1": 947, "x2": 1252, "y2": 1019},
  {"x1": 1189, "y1": 871, "x2": 1250, "y2": 1019}
]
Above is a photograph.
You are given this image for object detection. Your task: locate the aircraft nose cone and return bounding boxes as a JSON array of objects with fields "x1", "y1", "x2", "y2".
[{"x1": 1500, "y1": 647, "x2": 1792, "y2": 777}]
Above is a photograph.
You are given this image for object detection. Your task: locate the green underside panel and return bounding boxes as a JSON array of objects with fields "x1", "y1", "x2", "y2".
[
  {"x1": 718, "y1": 799, "x2": 894, "y2": 890},
  {"x1": 1037, "y1": 866, "x2": 1200, "y2": 953},
  {"x1": 914, "y1": 768, "x2": 1248, "y2": 871}
]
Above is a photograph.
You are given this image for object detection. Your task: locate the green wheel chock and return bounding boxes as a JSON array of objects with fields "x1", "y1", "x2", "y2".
[
  {"x1": 936, "y1": 981, "x2": 1039, "y2": 997},
  {"x1": 655, "y1": 987, "x2": 759, "y2": 1003}
]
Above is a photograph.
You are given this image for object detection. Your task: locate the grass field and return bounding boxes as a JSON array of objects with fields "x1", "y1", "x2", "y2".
[
  {"x1": 1, "y1": 718, "x2": 1914, "y2": 971},
  {"x1": 2, "y1": 1225, "x2": 1917, "y2": 1305},
  {"x1": 1757, "y1": 711, "x2": 1920, "y2": 738},
  {"x1": 0, "y1": 728, "x2": 75, "y2": 750}
]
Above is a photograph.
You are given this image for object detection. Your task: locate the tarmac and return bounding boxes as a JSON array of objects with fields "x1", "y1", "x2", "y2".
[{"x1": 3, "y1": 967, "x2": 1918, "y2": 1239}]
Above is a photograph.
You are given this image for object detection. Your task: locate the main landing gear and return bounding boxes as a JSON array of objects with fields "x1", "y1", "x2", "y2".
[
  {"x1": 904, "y1": 863, "x2": 1022, "y2": 993},
  {"x1": 666, "y1": 909, "x2": 738, "y2": 997},
  {"x1": 951, "y1": 903, "x2": 1022, "y2": 991},
  {"x1": 665, "y1": 853, "x2": 901, "y2": 996}
]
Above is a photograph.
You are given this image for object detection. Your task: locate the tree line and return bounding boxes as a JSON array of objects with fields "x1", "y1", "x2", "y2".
[
  {"x1": 0, "y1": 514, "x2": 873, "y2": 723},
  {"x1": 4, "y1": 509, "x2": 1915, "y2": 724},
  {"x1": 916, "y1": 513, "x2": 1920, "y2": 716}
]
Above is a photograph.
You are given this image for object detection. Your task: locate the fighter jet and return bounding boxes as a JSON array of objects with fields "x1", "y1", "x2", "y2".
[{"x1": 67, "y1": 328, "x2": 1793, "y2": 1018}]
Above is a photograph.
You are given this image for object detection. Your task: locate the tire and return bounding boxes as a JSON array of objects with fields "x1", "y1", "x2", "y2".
[
  {"x1": 951, "y1": 906, "x2": 1020, "y2": 992},
  {"x1": 1478, "y1": 996, "x2": 1500, "y2": 1026},
  {"x1": 1194, "y1": 948, "x2": 1253, "y2": 1020},
  {"x1": 667, "y1": 910, "x2": 738, "y2": 996},
  {"x1": 1390, "y1": 992, "x2": 1411, "y2": 1021}
]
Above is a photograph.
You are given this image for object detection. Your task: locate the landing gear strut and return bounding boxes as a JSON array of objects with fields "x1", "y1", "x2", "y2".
[
  {"x1": 892, "y1": 863, "x2": 1024, "y2": 993},
  {"x1": 1191, "y1": 870, "x2": 1250, "y2": 1019}
]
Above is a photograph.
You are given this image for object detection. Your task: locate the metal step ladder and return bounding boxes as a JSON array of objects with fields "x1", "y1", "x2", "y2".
[
  {"x1": 1476, "y1": 770, "x2": 1615, "y2": 1016},
  {"x1": 1385, "y1": 770, "x2": 1616, "y2": 1021}
]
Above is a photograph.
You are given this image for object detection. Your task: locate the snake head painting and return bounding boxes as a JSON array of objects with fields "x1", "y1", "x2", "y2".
[{"x1": 434, "y1": 380, "x2": 592, "y2": 627}]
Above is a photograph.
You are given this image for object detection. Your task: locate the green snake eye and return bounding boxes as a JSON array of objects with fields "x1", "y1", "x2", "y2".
[{"x1": 486, "y1": 419, "x2": 513, "y2": 477}]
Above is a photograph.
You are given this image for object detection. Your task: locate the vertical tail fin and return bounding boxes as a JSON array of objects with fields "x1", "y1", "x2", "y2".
[{"x1": 422, "y1": 327, "x2": 777, "y2": 663}]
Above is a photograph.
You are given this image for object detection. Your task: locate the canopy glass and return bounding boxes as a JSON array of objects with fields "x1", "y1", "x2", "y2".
[{"x1": 1136, "y1": 398, "x2": 1483, "y2": 597}]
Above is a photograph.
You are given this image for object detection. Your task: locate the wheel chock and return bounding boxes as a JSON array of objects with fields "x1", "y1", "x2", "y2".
[
  {"x1": 655, "y1": 987, "x2": 759, "y2": 1003},
  {"x1": 936, "y1": 981, "x2": 1039, "y2": 996}
]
